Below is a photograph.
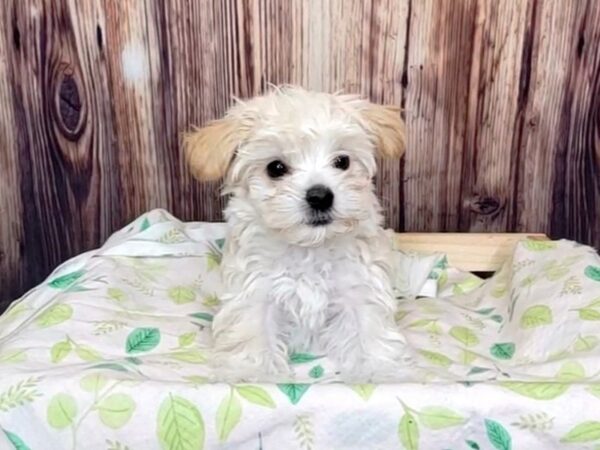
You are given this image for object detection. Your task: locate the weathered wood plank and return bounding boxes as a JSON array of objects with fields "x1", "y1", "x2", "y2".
[
  {"x1": 0, "y1": 3, "x2": 23, "y2": 302},
  {"x1": 0, "y1": 0, "x2": 598, "y2": 310},
  {"x1": 3, "y1": 0, "x2": 113, "y2": 291},
  {"x1": 403, "y1": 0, "x2": 479, "y2": 231},
  {"x1": 458, "y1": 0, "x2": 531, "y2": 232},
  {"x1": 515, "y1": 0, "x2": 600, "y2": 243},
  {"x1": 103, "y1": 0, "x2": 171, "y2": 221},
  {"x1": 303, "y1": 0, "x2": 408, "y2": 230}
]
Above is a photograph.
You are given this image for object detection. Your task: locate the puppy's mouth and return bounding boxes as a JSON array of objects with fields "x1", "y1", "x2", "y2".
[{"x1": 307, "y1": 213, "x2": 332, "y2": 227}]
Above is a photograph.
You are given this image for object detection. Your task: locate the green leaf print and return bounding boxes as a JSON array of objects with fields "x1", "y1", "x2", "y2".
[
  {"x1": 75, "y1": 345, "x2": 102, "y2": 361},
  {"x1": 490, "y1": 314, "x2": 503, "y2": 323},
  {"x1": 490, "y1": 343, "x2": 515, "y2": 360},
  {"x1": 466, "y1": 440, "x2": 481, "y2": 450},
  {"x1": 511, "y1": 412, "x2": 554, "y2": 431},
  {"x1": 88, "y1": 363, "x2": 129, "y2": 373},
  {"x1": 98, "y1": 394, "x2": 136, "y2": 429},
  {"x1": 278, "y1": 384, "x2": 310, "y2": 405},
  {"x1": 461, "y1": 350, "x2": 478, "y2": 364},
  {"x1": 294, "y1": 414, "x2": 314, "y2": 450},
  {"x1": 215, "y1": 238, "x2": 226, "y2": 249},
  {"x1": 140, "y1": 217, "x2": 151, "y2": 231},
  {"x1": 585, "y1": 385, "x2": 600, "y2": 398},
  {"x1": 183, "y1": 375, "x2": 209, "y2": 386},
  {"x1": 107, "y1": 287, "x2": 127, "y2": 302},
  {"x1": 491, "y1": 285, "x2": 508, "y2": 298},
  {"x1": 520, "y1": 305, "x2": 553, "y2": 328},
  {"x1": 178, "y1": 332, "x2": 197, "y2": 348},
  {"x1": 408, "y1": 319, "x2": 436, "y2": 328},
  {"x1": 561, "y1": 421, "x2": 600, "y2": 443},
  {"x1": 351, "y1": 384, "x2": 376, "y2": 401},
  {"x1": 468, "y1": 367, "x2": 491, "y2": 376},
  {"x1": 235, "y1": 385, "x2": 276, "y2": 408},
  {"x1": 159, "y1": 229, "x2": 187, "y2": 244},
  {"x1": 157, "y1": 394, "x2": 205, "y2": 450},
  {"x1": 202, "y1": 294, "x2": 220, "y2": 308},
  {"x1": 419, "y1": 350, "x2": 452, "y2": 367},
  {"x1": 543, "y1": 261, "x2": 570, "y2": 281},
  {"x1": 126, "y1": 356, "x2": 143, "y2": 365},
  {"x1": 418, "y1": 406, "x2": 466, "y2": 429},
  {"x1": 216, "y1": 390, "x2": 242, "y2": 442},
  {"x1": 438, "y1": 270, "x2": 448, "y2": 288},
  {"x1": 522, "y1": 240, "x2": 556, "y2": 251},
  {"x1": 206, "y1": 243, "x2": 223, "y2": 271},
  {"x1": 452, "y1": 276, "x2": 483, "y2": 295},
  {"x1": 93, "y1": 320, "x2": 126, "y2": 336},
  {"x1": 501, "y1": 382, "x2": 568, "y2": 400},
  {"x1": 80, "y1": 373, "x2": 108, "y2": 393},
  {"x1": 309, "y1": 365, "x2": 324, "y2": 379},
  {"x1": 562, "y1": 276, "x2": 583, "y2": 295},
  {"x1": 485, "y1": 419, "x2": 512, "y2": 450},
  {"x1": 289, "y1": 353, "x2": 320, "y2": 364},
  {"x1": 48, "y1": 270, "x2": 85, "y2": 289},
  {"x1": 168, "y1": 286, "x2": 197, "y2": 305},
  {"x1": 575, "y1": 335, "x2": 600, "y2": 352},
  {"x1": 125, "y1": 328, "x2": 160, "y2": 354},
  {"x1": 0, "y1": 377, "x2": 42, "y2": 412},
  {"x1": 449, "y1": 327, "x2": 479, "y2": 347},
  {"x1": 584, "y1": 266, "x2": 600, "y2": 282},
  {"x1": 169, "y1": 349, "x2": 206, "y2": 364},
  {"x1": 35, "y1": 304, "x2": 73, "y2": 328},
  {"x1": 105, "y1": 439, "x2": 131, "y2": 450},
  {"x1": 0, "y1": 349, "x2": 27, "y2": 364},
  {"x1": 398, "y1": 411, "x2": 419, "y2": 450},
  {"x1": 51, "y1": 340, "x2": 72, "y2": 363},
  {"x1": 579, "y1": 309, "x2": 600, "y2": 321},
  {"x1": 556, "y1": 361, "x2": 586, "y2": 381},
  {"x1": 3, "y1": 430, "x2": 31, "y2": 450},
  {"x1": 47, "y1": 393, "x2": 78, "y2": 429},
  {"x1": 189, "y1": 312, "x2": 214, "y2": 322}
]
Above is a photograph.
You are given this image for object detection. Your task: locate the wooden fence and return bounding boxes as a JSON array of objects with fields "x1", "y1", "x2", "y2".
[{"x1": 1, "y1": 0, "x2": 599, "y2": 309}]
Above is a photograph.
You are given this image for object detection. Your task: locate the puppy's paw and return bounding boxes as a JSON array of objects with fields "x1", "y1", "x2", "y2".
[{"x1": 337, "y1": 334, "x2": 413, "y2": 383}]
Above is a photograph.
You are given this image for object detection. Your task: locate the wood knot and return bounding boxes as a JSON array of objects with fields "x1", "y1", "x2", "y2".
[
  {"x1": 53, "y1": 64, "x2": 86, "y2": 140},
  {"x1": 469, "y1": 195, "x2": 502, "y2": 216}
]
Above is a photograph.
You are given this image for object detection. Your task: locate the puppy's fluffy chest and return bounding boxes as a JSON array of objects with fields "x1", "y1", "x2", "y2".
[{"x1": 222, "y1": 228, "x2": 393, "y2": 353}]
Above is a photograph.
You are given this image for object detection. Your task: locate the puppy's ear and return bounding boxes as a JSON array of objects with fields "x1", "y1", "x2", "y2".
[
  {"x1": 183, "y1": 117, "x2": 247, "y2": 181},
  {"x1": 361, "y1": 104, "x2": 406, "y2": 159}
]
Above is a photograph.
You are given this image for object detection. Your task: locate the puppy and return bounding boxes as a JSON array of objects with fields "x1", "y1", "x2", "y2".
[{"x1": 185, "y1": 86, "x2": 410, "y2": 382}]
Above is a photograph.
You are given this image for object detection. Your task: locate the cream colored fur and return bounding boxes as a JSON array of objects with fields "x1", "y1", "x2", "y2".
[{"x1": 185, "y1": 86, "x2": 410, "y2": 382}]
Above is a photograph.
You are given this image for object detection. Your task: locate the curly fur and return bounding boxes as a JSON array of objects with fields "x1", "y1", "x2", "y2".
[{"x1": 185, "y1": 86, "x2": 410, "y2": 382}]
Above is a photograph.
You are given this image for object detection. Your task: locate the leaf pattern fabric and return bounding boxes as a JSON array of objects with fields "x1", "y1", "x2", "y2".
[{"x1": 0, "y1": 209, "x2": 600, "y2": 448}]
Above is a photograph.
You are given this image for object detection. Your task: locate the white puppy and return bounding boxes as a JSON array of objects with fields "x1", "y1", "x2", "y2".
[{"x1": 185, "y1": 86, "x2": 410, "y2": 382}]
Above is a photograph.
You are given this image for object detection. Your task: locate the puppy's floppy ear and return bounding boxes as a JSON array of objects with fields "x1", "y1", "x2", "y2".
[
  {"x1": 361, "y1": 104, "x2": 406, "y2": 159},
  {"x1": 183, "y1": 117, "x2": 247, "y2": 181}
]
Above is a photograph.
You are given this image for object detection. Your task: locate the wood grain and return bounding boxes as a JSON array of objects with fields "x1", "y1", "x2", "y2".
[
  {"x1": 392, "y1": 232, "x2": 549, "y2": 272},
  {"x1": 0, "y1": 4, "x2": 23, "y2": 302},
  {"x1": 0, "y1": 0, "x2": 598, "y2": 310}
]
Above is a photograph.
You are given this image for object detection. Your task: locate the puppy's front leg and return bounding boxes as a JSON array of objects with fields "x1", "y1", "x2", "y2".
[
  {"x1": 211, "y1": 293, "x2": 289, "y2": 382},
  {"x1": 321, "y1": 289, "x2": 409, "y2": 383}
]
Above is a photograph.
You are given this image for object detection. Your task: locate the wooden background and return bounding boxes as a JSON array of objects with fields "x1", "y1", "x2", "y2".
[{"x1": 1, "y1": 0, "x2": 599, "y2": 310}]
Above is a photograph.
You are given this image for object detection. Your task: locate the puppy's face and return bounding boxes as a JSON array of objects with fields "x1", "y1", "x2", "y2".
[{"x1": 185, "y1": 87, "x2": 406, "y2": 245}]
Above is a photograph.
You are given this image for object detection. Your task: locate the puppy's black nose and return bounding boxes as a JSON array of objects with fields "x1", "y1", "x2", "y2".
[{"x1": 306, "y1": 185, "x2": 334, "y2": 212}]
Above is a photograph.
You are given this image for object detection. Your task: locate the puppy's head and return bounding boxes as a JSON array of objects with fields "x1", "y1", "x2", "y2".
[{"x1": 185, "y1": 86, "x2": 406, "y2": 246}]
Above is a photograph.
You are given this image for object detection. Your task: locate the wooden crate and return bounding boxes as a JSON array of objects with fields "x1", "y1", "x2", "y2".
[{"x1": 393, "y1": 233, "x2": 549, "y2": 272}]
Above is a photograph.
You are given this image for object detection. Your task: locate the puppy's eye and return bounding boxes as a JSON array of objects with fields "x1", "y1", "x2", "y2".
[
  {"x1": 266, "y1": 160, "x2": 288, "y2": 178},
  {"x1": 333, "y1": 155, "x2": 350, "y2": 171}
]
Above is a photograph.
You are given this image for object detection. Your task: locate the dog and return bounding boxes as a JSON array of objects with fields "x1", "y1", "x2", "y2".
[{"x1": 185, "y1": 86, "x2": 410, "y2": 382}]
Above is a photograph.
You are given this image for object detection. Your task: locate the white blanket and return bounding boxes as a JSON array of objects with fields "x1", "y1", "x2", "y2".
[{"x1": 1, "y1": 209, "x2": 600, "y2": 450}]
